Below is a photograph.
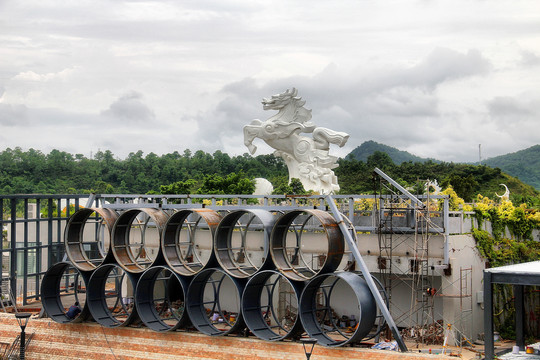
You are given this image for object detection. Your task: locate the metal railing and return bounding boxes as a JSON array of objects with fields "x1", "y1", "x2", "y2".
[{"x1": 1, "y1": 193, "x2": 449, "y2": 307}]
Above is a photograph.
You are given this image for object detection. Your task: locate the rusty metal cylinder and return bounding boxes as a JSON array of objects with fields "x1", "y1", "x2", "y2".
[
  {"x1": 214, "y1": 209, "x2": 277, "y2": 279},
  {"x1": 162, "y1": 208, "x2": 222, "y2": 276},
  {"x1": 111, "y1": 208, "x2": 169, "y2": 273},
  {"x1": 270, "y1": 209, "x2": 344, "y2": 281},
  {"x1": 64, "y1": 207, "x2": 118, "y2": 271}
]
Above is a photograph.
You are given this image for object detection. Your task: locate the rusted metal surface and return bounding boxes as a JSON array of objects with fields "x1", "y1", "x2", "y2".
[
  {"x1": 64, "y1": 207, "x2": 118, "y2": 271},
  {"x1": 270, "y1": 209, "x2": 344, "y2": 281},
  {"x1": 162, "y1": 208, "x2": 222, "y2": 276},
  {"x1": 214, "y1": 209, "x2": 277, "y2": 279},
  {"x1": 111, "y1": 208, "x2": 170, "y2": 273}
]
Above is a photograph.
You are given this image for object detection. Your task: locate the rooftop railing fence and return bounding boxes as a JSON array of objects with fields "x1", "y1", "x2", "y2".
[{"x1": 0, "y1": 193, "x2": 448, "y2": 306}]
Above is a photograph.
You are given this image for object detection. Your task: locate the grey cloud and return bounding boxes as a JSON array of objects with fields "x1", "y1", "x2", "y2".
[
  {"x1": 488, "y1": 96, "x2": 535, "y2": 120},
  {"x1": 409, "y1": 48, "x2": 492, "y2": 87},
  {"x1": 0, "y1": 104, "x2": 29, "y2": 126},
  {"x1": 101, "y1": 91, "x2": 155, "y2": 123},
  {"x1": 520, "y1": 50, "x2": 540, "y2": 67}
]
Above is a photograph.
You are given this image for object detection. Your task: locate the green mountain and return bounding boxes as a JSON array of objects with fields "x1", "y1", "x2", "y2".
[
  {"x1": 347, "y1": 140, "x2": 435, "y2": 164},
  {"x1": 347, "y1": 141, "x2": 540, "y2": 192},
  {"x1": 482, "y1": 145, "x2": 540, "y2": 191}
]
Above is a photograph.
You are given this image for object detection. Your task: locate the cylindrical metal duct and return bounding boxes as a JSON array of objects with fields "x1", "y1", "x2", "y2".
[
  {"x1": 111, "y1": 208, "x2": 169, "y2": 273},
  {"x1": 214, "y1": 209, "x2": 276, "y2": 278},
  {"x1": 270, "y1": 209, "x2": 344, "y2": 281},
  {"x1": 86, "y1": 263, "x2": 140, "y2": 327},
  {"x1": 299, "y1": 272, "x2": 376, "y2": 347},
  {"x1": 41, "y1": 261, "x2": 92, "y2": 323},
  {"x1": 64, "y1": 207, "x2": 118, "y2": 271},
  {"x1": 242, "y1": 270, "x2": 304, "y2": 341},
  {"x1": 186, "y1": 268, "x2": 246, "y2": 336},
  {"x1": 135, "y1": 265, "x2": 191, "y2": 332},
  {"x1": 162, "y1": 208, "x2": 221, "y2": 276}
]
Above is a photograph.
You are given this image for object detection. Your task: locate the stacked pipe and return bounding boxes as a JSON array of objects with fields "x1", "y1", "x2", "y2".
[{"x1": 42, "y1": 207, "x2": 383, "y2": 347}]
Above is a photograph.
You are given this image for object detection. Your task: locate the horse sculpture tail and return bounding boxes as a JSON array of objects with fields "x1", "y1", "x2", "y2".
[{"x1": 312, "y1": 127, "x2": 350, "y2": 150}]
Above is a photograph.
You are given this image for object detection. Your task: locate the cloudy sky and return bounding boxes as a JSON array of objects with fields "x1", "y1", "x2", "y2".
[{"x1": 1, "y1": 0, "x2": 539, "y2": 162}]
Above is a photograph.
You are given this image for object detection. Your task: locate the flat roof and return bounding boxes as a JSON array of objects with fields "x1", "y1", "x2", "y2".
[
  {"x1": 485, "y1": 260, "x2": 540, "y2": 275},
  {"x1": 484, "y1": 260, "x2": 540, "y2": 286}
]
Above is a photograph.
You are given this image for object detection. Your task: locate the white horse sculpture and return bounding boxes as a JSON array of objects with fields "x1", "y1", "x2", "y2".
[{"x1": 244, "y1": 88, "x2": 349, "y2": 194}]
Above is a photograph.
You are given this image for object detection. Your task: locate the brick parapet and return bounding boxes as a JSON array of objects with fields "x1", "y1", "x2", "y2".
[{"x1": 0, "y1": 313, "x2": 451, "y2": 360}]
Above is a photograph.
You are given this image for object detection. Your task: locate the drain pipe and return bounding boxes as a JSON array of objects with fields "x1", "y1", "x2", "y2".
[{"x1": 326, "y1": 195, "x2": 408, "y2": 352}]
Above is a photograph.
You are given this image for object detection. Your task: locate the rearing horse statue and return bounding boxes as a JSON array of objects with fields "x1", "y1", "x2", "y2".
[{"x1": 244, "y1": 88, "x2": 349, "y2": 194}]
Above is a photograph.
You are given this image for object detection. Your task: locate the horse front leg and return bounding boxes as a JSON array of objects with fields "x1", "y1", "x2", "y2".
[{"x1": 243, "y1": 120, "x2": 262, "y2": 154}]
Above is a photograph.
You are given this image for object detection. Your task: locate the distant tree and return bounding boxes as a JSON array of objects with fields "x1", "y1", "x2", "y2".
[
  {"x1": 272, "y1": 177, "x2": 307, "y2": 195},
  {"x1": 160, "y1": 179, "x2": 198, "y2": 194}
]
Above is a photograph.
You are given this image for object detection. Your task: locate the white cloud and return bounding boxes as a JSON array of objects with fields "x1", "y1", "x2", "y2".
[{"x1": 0, "y1": 0, "x2": 538, "y2": 162}]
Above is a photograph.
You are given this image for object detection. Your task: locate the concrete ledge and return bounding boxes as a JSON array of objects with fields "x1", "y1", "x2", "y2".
[{"x1": 0, "y1": 313, "x2": 453, "y2": 360}]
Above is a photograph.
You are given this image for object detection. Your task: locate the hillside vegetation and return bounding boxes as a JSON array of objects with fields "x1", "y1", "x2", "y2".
[
  {"x1": 348, "y1": 140, "x2": 434, "y2": 164},
  {"x1": 481, "y1": 145, "x2": 540, "y2": 190},
  {"x1": 0, "y1": 147, "x2": 538, "y2": 208},
  {"x1": 350, "y1": 141, "x2": 540, "y2": 191}
]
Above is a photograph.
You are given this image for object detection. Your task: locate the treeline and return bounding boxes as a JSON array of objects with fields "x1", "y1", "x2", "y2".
[
  {"x1": 336, "y1": 152, "x2": 539, "y2": 205},
  {"x1": 0, "y1": 148, "x2": 538, "y2": 205},
  {"x1": 0, "y1": 148, "x2": 287, "y2": 195}
]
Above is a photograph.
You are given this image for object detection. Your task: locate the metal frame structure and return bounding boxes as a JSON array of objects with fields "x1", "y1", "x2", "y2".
[
  {"x1": 1, "y1": 194, "x2": 93, "y2": 306},
  {"x1": 484, "y1": 261, "x2": 540, "y2": 360},
  {"x1": 1, "y1": 192, "x2": 450, "y2": 308}
]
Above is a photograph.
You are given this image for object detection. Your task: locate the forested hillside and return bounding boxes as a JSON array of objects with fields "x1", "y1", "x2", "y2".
[
  {"x1": 0, "y1": 147, "x2": 538, "y2": 207},
  {"x1": 481, "y1": 145, "x2": 540, "y2": 190},
  {"x1": 335, "y1": 151, "x2": 539, "y2": 205},
  {"x1": 0, "y1": 148, "x2": 287, "y2": 195},
  {"x1": 348, "y1": 140, "x2": 434, "y2": 164}
]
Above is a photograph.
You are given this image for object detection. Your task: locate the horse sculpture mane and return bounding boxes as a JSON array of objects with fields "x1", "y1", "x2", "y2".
[{"x1": 244, "y1": 88, "x2": 349, "y2": 194}]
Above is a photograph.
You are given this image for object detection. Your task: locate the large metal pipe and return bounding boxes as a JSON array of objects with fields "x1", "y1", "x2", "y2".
[
  {"x1": 242, "y1": 270, "x2": 304, "y2": 341},
  {"x1": 162, "y1": 208, "x2": 221, "y2": 276},
  {"x1": 186, "y1": 268, "x2": 246, "y2": 336},
  {"x1": 214, "y1": 209, "x2": 276, "y2": 278},
  {"x1": 64, "y1": 207, "x2": 118, "y2": 271},
  {"x1": 111, "y1": 208, "x2": 169, "y2": 273},
  {"x1": 299, "y1": 272, "x2": 376, "y2": 347},
  {"x1": 135, "y1": 265, "x2": 191, "y2": 332},
  {"x1": 270, "y1": 209, "x2": 344, "y2": 281},
  {"x1": 41, "y1": 261, "x2": 92, "y2": 323},
  {"x1": 86, "y1": 263, "x2": 140, "y2": 327}
]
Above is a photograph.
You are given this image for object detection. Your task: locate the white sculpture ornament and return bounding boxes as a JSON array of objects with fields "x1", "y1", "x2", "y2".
[
  {"x1": 496, "y1": 184, "x2": 510, "y2": 201},
  {"x1": 244, "y1": 88, "x2": 349, "y2": 194}
]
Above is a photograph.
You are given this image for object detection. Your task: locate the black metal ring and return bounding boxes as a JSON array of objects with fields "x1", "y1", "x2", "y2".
[
  {"x1": 135, "y1": 265, "x2": 191, "y2": 332},
  {"x1": 299, "y1": 271, "x2": 376, "y2": 347},
  {"x1": 270, "y1": 209, "x2": 344, "y2": 281},
  {"x1": 186, "y1": 268, "x2": 246, "y2": 336},
  {"x1": 214, "y1": 209, "x2": 276, "y2": 278},
  {"x1": 41, "y1": 261, "x2": 92, "y2": 323},
  {"x1": 64, "y1": 207, "x2": 118, "y2": 271},
  {"x1": 162, "y1": 209, "x2": 221, "y2": 276},
  {"x1": 86, "y1": 263, "x2": 140, "y2": 327},
  {"x1": 111, "y1": 208, "x2": 169, "y2": 273},
  {"x1": 242, "y1": 270, "x2": 304, "y2": 341}
]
